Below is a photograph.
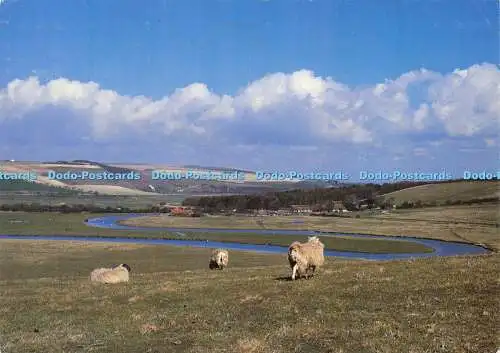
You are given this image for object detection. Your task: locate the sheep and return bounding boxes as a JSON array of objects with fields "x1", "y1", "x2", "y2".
[
  {"x1": 287, "y1": 236, "x2": 325, "y2": 280},
  {"x1": 209, "y1": 248, "x2": 229, "y2": 270},
  {"x1": 90, "y1": 263, "x2": 131, "y2": 283}
]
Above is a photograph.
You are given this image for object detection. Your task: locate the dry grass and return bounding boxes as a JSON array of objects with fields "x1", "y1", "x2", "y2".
[
  {"x1": 377, "y1": 204, "x2": 499, "y2": 224},
  {"x1": 382, "y1": 181, "x2": 500, "y2": 203},
  {"x1": 0, "y1": 240, "x2": 498, "y2": 353}
]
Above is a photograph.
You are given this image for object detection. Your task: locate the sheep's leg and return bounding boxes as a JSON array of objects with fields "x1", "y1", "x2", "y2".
[
  {"x1": 309, "y1": 265, "x2": 316, "y2": 278},
  {"x1": 291, "y1": 264, "x2": 298, "y2": 280},
  {"x1": 304, "y1": 266, "x2": 314, "y2": 279}
]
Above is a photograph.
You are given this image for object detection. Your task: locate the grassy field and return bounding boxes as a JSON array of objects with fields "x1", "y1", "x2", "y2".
[
  {"x1": 376, "y1": 204, "x2": 499, "y2": 225},
  {"x1": 0, "y1": 212, "x2": 432, "y2": 254},
  {"x1": 122, "y1": 203, "x2": 500, "y2": 251},
  {"x1": 381, "y1": 180, "x2": 499, "y2": 204},
  {"x1": 0, "y1": 240, "x2": 498, "y2": 352}
]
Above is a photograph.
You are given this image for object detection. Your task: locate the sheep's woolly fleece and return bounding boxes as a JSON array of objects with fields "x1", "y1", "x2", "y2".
[
  {"x1": 90, "y1": 263, "x2": 131, "y2": 284},
  {"x1": 288, "y1": 236, "x2": 325, "y2": 280}
]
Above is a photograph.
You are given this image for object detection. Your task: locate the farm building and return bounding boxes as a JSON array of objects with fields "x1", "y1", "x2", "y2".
[
  {"x1": 332, "y1": 201, "x2": 349, "y2": 213},
  {"x1": 290, "y1": 205, "x2": 312, "y2": 214}
]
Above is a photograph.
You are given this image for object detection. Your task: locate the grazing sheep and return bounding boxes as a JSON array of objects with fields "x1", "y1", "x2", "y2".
[
  {"x1": 90, "y1": 263, "x2": 131, "y2": 283},
  {"x1": 288, "y1": 236, "x2": 325, "y2": 280},
  {"x1": 209, "y1": 249, "x2": 229, "y2": 270}
]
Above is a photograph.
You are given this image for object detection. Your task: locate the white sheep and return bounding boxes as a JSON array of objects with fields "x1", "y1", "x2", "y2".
[
  {"x1": 90, "y1": 263, "x2": 131, "y2": 283},
  {"x1": 288, "y1": 236, "x2": 325, "y2": 280},
  {"x1": 209, "y1": 248, "x2": 229, "y2": 270}
]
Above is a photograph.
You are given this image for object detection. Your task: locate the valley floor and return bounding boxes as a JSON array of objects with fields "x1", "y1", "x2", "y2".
[{"x1": 1, "y1": 240, "x2": 498, "y2": 353}]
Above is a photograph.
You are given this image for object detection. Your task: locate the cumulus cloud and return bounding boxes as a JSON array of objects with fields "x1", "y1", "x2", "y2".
[
  {"x1": 0, "y1": 0, "x2": 13, "y2": 7},
  {"x1": 0, "y1": 63, "x2": 499, "y2": 169}
]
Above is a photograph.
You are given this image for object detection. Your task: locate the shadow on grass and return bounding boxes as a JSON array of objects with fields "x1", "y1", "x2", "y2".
[{"x1": 275, "y1": 275, "x2": 320, "y2": 281}]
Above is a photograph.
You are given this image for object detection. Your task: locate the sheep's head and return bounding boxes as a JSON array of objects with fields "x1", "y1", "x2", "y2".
[
  {"x1": 288, "y1": 244, "x2": 302, "y2": 262},
  {"x1": 120, "y1": 263, "x2": 132, "y2": 272}
]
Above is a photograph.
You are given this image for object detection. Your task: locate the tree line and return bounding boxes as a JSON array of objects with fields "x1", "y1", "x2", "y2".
[
  {"x1": 0, "y1": 195, "x2": 496, "y2": 214},
  {"x1": 181, "y1": 181, "x2": 426, "y2": 212},
  {"x1": 181, "y1": 179, "x2": 500, "y2": 212}
]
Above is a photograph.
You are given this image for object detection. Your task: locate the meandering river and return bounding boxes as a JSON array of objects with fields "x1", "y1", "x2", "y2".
[{"x1": 0, "y1": 214, "x2": 490, "y2": 260}]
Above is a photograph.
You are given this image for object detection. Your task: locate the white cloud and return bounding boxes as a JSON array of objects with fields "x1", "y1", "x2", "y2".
[
  {"x1": 428, "y1": 64, "x2": 500, "y2": 137},
  {"x1": 0, "y1": 63, "x2": 499, "y2": 167}
]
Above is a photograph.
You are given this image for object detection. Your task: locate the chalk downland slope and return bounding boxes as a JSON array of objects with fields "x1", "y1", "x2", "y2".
[
  {"x1": 0, "y1": 161, "x2": 310, "y2": 195},
  {"x1": 73, "y1": 185, "x2": 161, "y2": 195},
  {"x1": 382, "y1": 180, "x2": 499, "y2": 204}
]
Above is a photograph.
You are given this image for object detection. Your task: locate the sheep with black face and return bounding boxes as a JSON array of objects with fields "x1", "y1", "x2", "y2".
[{"x1": 90, "y1": 263, "x2": 131, "y2": 283}]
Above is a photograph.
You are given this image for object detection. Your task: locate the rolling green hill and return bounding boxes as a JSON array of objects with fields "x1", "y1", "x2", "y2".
[{"x1": 381, "y1": 180, "x2": 499, "y2": 204}]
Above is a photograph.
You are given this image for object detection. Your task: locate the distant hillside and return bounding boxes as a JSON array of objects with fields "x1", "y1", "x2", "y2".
[
  {"x1": 0, "y1": 179, "x2": 79, "y2": 194},
  {"x1": 181, "y1": 165, "x2": 254, "y2": 173},
  {"x1": 91, "y1": 162, "x2": 136, "y2": 174},
  {"x1": 381, "y1": 180, "x2": 500, "y2": 204},
  {"x1": 44, "y1": 160, "x2": 136, "y2": 173},
  {"x1": 43, "y1": 160, "x2": 94, "y2": 165},
  {"x1": 1, "y1": 160, "x2": 331, "y2": 196}
]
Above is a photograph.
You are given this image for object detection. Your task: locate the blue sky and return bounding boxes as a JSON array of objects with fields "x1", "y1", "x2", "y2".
[{"x1": 0, "y1": 0, "x2": 498, "y2": 179}]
